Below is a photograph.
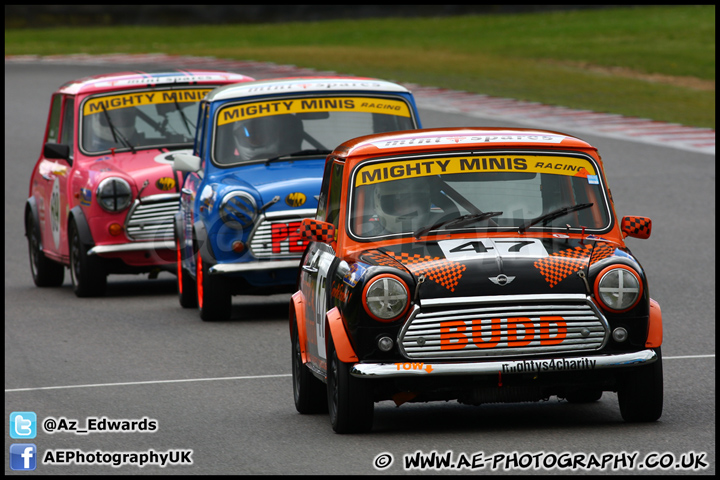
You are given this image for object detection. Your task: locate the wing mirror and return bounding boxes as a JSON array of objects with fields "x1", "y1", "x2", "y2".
[
  {"x1": 300, "y1": 218, "x2": 335, "y2": 243},
  {"x1": 621, "y1": 216, "x2": 652, "y2": 239},
  {"x1": 43, "y1": 142, "x2": 71, "y2": 163},
  {"x1": 172, "y1": 152, "x2": 202, "y2": 174}
]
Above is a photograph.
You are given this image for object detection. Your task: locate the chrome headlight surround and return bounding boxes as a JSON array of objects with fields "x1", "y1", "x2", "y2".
[
  {"x1": 594, "y1": 265, "x2": 643, "y2": 313},
  {"x1": 363, "y1": 274, "x2": 410, "y2": 322},
  {"x1": 219, "y1": 191, "x2": 257, "y2": 230},
  {"x1": 96, "y1": 177, "x2": 132, "y2": 212}
]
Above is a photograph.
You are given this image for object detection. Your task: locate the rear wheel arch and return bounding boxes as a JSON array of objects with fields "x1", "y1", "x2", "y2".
[
  {"x1": 291, "y1": 306, "x2": 327, "y2": 414},
  {"x1": 26, "y1": 198, "x2": 65, "y2": 287},
  {"x1": 290, "y1": 292, "x2": 309, "y2": 363},
  {"x1": 24, "y1": 198, "x2": 40, "y2": 240}
]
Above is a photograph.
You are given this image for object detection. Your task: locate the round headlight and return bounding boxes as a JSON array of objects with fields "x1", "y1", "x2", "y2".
[
  {"x1": 219, "y1": 191, "x2": 257, "y2": 230},
  {"x1": 595, "y1": 266, "x2": 643, "y2": 312},
  {"x1": 96, "y1": 177, "x2": 132, "y2": 212},
  {"x1": 363, "y1": 275, "x2": 409, "y2": 322}
]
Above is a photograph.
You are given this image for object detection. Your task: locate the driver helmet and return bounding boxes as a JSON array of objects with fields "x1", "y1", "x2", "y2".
[
  {"x1": 233, "y1": 116, "x2": 281, "y2": 161},
  {"x1": 91, "y1": 107, "x2": 138, "y2": 146},
  {"x1": 374, "y1": 177, "x2": 431, "y2": 234},
  {"x1": 111, "y1": 108, "x2": 138, "y2": 139}
]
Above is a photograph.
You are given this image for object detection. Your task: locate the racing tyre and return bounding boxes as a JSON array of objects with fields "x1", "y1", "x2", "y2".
[
  {"x1": 327, "y1": 331, "x2": 373, "y2": 433},
  {"x1": 69, "y1": 219, "x2": 107, "y2": 297},
  {"x1": 618, "y1": 347, "x2": 663, "y2": 422},
  {"x1": 176, "y1": 238, "x2": 197, "y2": 308},
  {"x1": 196, "y1": 253, "x2": 231, "y2": 321},
  {"x1": 26, "y1": 211, "x2": 64, "y2": 287},
  {"x1": 292, "y1": 321, "x2": 327, "y2": 414}
]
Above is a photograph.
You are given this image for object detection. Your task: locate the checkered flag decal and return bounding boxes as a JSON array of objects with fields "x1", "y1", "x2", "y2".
[
  {"x1": 362, "y1": 250, "x2": 404, "y2": 268},
  {"x1": 622, "y1": 216, "x2": 652, "y2": 239},
  {"x1": 590, "y1": 243, "x2": 616, "y2": 264},
  {"x1": 534, "y1": 244, "x2": 593, "y2": 288},
  {"x1": 384, "y1": 251, "x2": 467, "y2": 292},
  {"x1": 300, "y1": 218, "x2": 335, "y2": 242}
]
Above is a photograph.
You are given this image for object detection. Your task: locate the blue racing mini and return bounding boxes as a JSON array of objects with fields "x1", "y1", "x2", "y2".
[{"x1": 173, "y1": 76, "x2": 422, "y2": 320}]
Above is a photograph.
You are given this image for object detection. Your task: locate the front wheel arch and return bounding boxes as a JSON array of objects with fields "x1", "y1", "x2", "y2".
[
  {"x1": 326, "y1": 328, "x2": 373, "y2": 434},
  {"x1": 325, "y1": 307, "x2": 358, "y2": 364},
  {"x1": 617, "y1": 347, "x2": 663, "y2": 422},
  {"x1": 68, "y1": 217, "x2": 107, "y2": 297},
  {"x1": 68, "y1": 206, "x2": 94, "y2": 249},
  {"x1": 195, "y1": 233, "x2": 231, "y2": 322}
]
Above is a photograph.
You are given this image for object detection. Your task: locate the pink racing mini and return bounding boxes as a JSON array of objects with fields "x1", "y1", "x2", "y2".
[{"x1": 25, "y1": 69, "x2": 254, "y2": 297}]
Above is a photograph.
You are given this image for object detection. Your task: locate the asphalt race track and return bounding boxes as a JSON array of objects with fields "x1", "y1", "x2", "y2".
[{"x1": 4, "y1": 59, "x2": 715, "y2": 475}]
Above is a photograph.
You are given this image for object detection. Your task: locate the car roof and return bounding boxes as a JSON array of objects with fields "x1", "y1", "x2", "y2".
[
  {"x1": 206, "y1": 76, "x2": 413, "y2": 102},
  {"x1": 56, "y1": 70, "x2": 255, "y2": 95},
  {"x1": 334, "y1": 127, "x2": 599, "y2": 162}
]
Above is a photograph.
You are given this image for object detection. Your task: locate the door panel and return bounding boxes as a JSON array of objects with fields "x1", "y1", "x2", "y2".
[{"x1": 300, "y1": 242, "x2": 336, "y2": 371}]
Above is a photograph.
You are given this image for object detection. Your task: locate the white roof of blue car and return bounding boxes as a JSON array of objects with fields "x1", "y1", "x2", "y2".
[{"x1": 207, "y1": 76, "x2": 412, "y2": 102}]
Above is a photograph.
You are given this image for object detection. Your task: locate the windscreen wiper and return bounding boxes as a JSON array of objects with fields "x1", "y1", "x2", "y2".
[
  {"x1": 174, "y1": 99, "x2": 194, "y2": 136},
  {"x1": 100, "y1": 104, "x2": 135, "y2": 154},
  {"x1": 265, "y1": 149, "x2": 333, "y2": 165},
  {"x1": 414, "y1": 211, "x2": 503, "y2": 239},
  {"x1": 517, "y1": 203, "x2": 593, "y2": 234}
]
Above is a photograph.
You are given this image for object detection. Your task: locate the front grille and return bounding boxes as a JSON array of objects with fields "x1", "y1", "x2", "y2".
[
  {"x1": 399, "y1": 295, "x2": 609, "y2": 360},
  {"x1": 248, "y1": 210, "x2": 315, "y2": 258},
  {"x1": 125, "y1": 194, "x2": 180, "y2": 241}
]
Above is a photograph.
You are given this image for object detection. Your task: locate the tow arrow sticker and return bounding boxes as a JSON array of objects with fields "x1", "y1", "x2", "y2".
[{"x1": 395, "y1": 362, "x2": 434, "y2": 373}]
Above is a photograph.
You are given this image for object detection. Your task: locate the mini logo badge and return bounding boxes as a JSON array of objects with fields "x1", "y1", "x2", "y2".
[
  {"x1": 285, "y1": 192, "x2": 306, "y2": 207},
  {"x1": 156, "y1": 177, "x2": 176, "y2": 191},
  {"x1": 489, "y1": 274, "x2": 515, "y2": 286}
]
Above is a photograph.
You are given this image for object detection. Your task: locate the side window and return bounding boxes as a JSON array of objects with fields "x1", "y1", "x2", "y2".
[
  {"x1": 315, "y1": 158, "x2": 335, "y2": 221},
  {"x1": 60, "y1": 97, "x2": 75, "y2": 157},
  {"x1": 325, "y1": 162, "x2": 345, "y2": 229},
  {"x1": 196, "y1": 102, "x2": 209, "y2": 157},
  {"x1": 46, "y1": 94, "x2": 63, "y2": 144}
]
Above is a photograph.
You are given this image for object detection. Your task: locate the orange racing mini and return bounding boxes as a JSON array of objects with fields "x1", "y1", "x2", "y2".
[{"x1": 290, "y1": 127, "x2": 663, "y2": 433}]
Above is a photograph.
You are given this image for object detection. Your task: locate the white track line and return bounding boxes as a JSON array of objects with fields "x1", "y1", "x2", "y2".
[
  {"x1": 5, "y1": 374, "x2": 291, "y2": 393},
  {"x1": 6, "y1": 54, "x2": 714, "y2": 156},
  {"x1": 5, "y1": 355, "x2": 713, "y2": 393}
]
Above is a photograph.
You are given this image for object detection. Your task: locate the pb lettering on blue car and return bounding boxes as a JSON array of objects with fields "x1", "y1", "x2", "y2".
[{"x1": 173, "y1": 77, "x2": 422, "y2": 321}]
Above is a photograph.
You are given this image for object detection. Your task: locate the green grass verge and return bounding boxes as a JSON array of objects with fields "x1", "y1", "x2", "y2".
[{"x1": 5, "y1": 5, "x2": 715, "y2": 128}]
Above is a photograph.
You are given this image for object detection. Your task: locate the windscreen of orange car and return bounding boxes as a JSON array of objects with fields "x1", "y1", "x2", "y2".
[{"x1": 349, "y1": 153, "x2": 611, "y2": 238}]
